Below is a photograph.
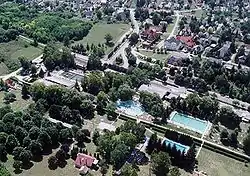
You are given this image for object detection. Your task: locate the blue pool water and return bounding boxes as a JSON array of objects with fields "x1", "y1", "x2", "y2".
[
  {"x1": 116, "y1": 100, "x2": 144, "y2": 117},
  {"x1": 164, "y1": 138, "x2": 190, "y2": 153},
  {"x1": 171, "y1": 112, "x2": 208, "y2": 134}
]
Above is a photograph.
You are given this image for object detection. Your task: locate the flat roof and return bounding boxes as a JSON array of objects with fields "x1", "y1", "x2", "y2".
[{"x1": 138, "y1": 80, "x2": 187, "y2": 99}]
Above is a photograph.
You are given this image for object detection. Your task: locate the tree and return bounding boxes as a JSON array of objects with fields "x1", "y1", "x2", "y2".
[
  {"x1": 104, "y1": 33, "x2": 113, "y2": 45},
  {"x1": 21, "y1": 85, "x2": 29, "y2": 99},
  {"x1": 0, "y1": 144, "x2": 7, "y2": 162},
  {"x1": 92, "y1": 130, "x2": 100, "y2": 145},
  {"x1": 96, "y1": 10, "x2": 102, "y2": 20},
  {"x1": 111, "y1": 143, "x2": 130, "y2": 168},
  {"x1": 147, "y1": 133, "x2": 158, "y2": 154},
  {"x1": 75, "y1": 130, "x2": 86, "y2": 144},
  {"x1": 19, "y1": 149, "x2": 32, "y2": 165},
  {"x1": 5, "y1": 134, "x2": 18, "y2": 153},
  {"x1": 48, "y1": 155, "x2": 58, "y2": 168},
  {"x1": 70, "y1": 146, "x2": 79, "y2": 159},
  {"x1": 19, "y1": 56, "x2": 31, "y2": 72},
  {"x1": 30, "y1": 64, "x2": 37, "y2": 77},
  {"x1": 96, "y1": 91, "x2": 108, "y2": 111},
  {"x1": 151, "y1": 151, "x2": 171, "y2": 176},
  {"x1": 169, "y1": 167, "x2": 181, "y2": 176},
  {"x1": 28, "y1": 140, "x2": 42, "y2": 156},
  {"x1": 243, "y1": 134, "x2": 250, "y2": 155},
  {"x1": 117, "y1": 84, "x2": 135, "y2": 101},
  {"x1": 152, "y1": 13, "x2": 161, "y2": 26},
  {"x1": 0, "y1": 164, "x2": 11, "y2": 176},
  {"x1": 0, "y1": 105, "x2": 13, "y2": 119},
  {"x1": 87, "y1": 54, "x2": 102, "y2": 71},
  {"x1": 13, "y1": 147, "x2": 24, "y2": 160},
  {"x1": 218, "y1": 107, "x2": 241, "y2": 129},
  {"x1": 15, "y1": 127, "x2": 28, "y2": 145},
  {"x1": 37, "y1": 130, "x2": 52, "y2": 149},
  {"x1": 22, "y1": 136, "x2": 31, "y2": 148},
  {"x1": 0, "y1": 132, "x2": 8, "y2": 144},
  {"x1": 55, "y1": 149, "x2": 66, "y2": 161},
  {"x1": 13, "y1": 160, "x2": 22, "y2": 172},
  {"x1": 129, "y1": 33, "x2": 139, "y2": 45},
  {"x1": 2, "y1": 112, "x2": 15, "y2": 123},
  {"x1": 100, "y1": 164, "x2": 108, "y2": 176},
  {"x1": 120, "y1": 163, "x2": 138, "y2": 176},
  {"x1": 3, "y1": 92, "x2": 16, "y2": 104}
]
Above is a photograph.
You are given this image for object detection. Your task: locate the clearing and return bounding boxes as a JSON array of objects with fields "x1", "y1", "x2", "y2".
[
  {"x1": 72, "y1": 23, "x2": 130, "y2": 52},
  {"x1": 0, "y1": 38, "x2": 43, "y2": 75},
  {"x1": 197, "y1": 148, "x2": 250, "y2": 176},
  {"x1": 0, "y1": 89, "x2": 33, "y2": 111}
]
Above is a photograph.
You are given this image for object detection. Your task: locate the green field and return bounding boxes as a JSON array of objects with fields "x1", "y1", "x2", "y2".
[
  {"x1": 139, "y1": 50, "x2": 169, "y2": 61},
  {"x1": 197, "y1": 148, "x2": 250, "y2": 176},
  {"x1": 0, "y1": 89, "x2": 33, "y2": 111},
  {"x1": 0, "y1": 38, "x2": 43, "y2": 75},
  {"x1": 73, "y1": 23, "x2": 130, "y2": 52}
]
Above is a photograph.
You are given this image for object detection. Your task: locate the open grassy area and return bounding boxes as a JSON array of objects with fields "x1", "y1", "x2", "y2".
[
  {"x1": 139, "y1": 50, "x2": 169, "y2": 61},
  {"x1": 197, "y1": 148, "x2": 250, "y2": 176},
  {"x1": 0, "y1": 89, "x2": 33, "y2": 111},
  {"x1": 73, "y1": 22, "x2": 130, "y2": 52},
  {"x1": 0, "y1": 38, "x2": 43, "y2": 75}
]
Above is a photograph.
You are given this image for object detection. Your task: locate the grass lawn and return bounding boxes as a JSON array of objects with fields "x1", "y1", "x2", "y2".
[
  {"x1": 72, "y1": 23, "x2": 130, "y2": 53},
  {"x1": 0, "y1": 38, "x2": 43, "y2": 61},
  {"x1": 4, "y1": 149, "x2": 80, "y2": 176},
  {"x1": 0, "y1": 89, "x2": 33, "y2": 111},
  {"x1": 0, "y1": 38, "x2": 43, "y2": 76},
  {"x1": 197, "y1": 148, "x2": 250, "y2": 176},
  {"x1": 139, "y1": 50, "x2": 169, "y2": 61}
]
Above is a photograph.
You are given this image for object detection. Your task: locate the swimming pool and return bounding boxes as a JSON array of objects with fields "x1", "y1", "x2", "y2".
[
  {"x1": 116, "y1": 100, "x2": 144, "y2": 117},
  {"x1": 170, "y1": 111, "x2": 209, "y2": 134},
  {"x1": 164, "y1": 138, "x2": 190, "y2": 153}
]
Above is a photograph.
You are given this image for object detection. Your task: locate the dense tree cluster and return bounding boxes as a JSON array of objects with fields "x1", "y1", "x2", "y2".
[
  {"x1": 243, "y1": 127, "x2": 250, "y2": 155},
  {"x1": 43, "y1": 44, "x2": 76, "y2": 71},
  {"x1": 0, "y1": 103, "x2": 75, "y2": 168},
  {"x1": 30, "y1": 83, "x2": 95, "y2": 125},
  {"x1": 139, "y1": 91, "x2": 164, "y2": 117},
  {"x1": 0, "y1": 3, "x2": 92, "y2": 44},
  {"x1": 97, "y1": 120, "x2": 145, "y2": 169}
]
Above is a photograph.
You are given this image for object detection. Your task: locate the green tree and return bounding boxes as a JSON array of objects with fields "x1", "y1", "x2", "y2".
[
  {"x1": 19, "y1": 56, "x2": 31, "y2": 71},
  {"x1": 129, "y1": 33, "x2": 139, "y2": 45},
  {"x1": 5, "y1": 134, "x2": 19, "y2": 153},
  {"x1": 117, "y1": 84, "x2": 135, "y2": 101},
  {"x1": 120, "y1": 163, "x2": 138, "y2": 176},
  {"x1": 0, "y1": 164, "x2": 11, "y2": 176},
  {"x1": 104, "y1": 33, "x2": 113, "y2": 45},
  {"x1": 152, "y1": 13, "x2": 161, "y2": 26},
  {"x1": 3, "y1": 92, "x2": 16, "y2": 104},
  {"x1": 151, "y1": 151, "x2": 171, "y2": 176},
  {"x1": 0, "y1": 144, "x2": 7, "y2": 162},
  {"x1": 111, "y1": 143, "x2": 130, "y2": 168},
  {"x1": 169, "y1": 167, "x2": 181, "y2": 176},
  {"x1": 48, "y1": 155, "x2": 58, "y2": 168},
  {"x1": 21, "y1": 85, "x2": 30, "y2": 99},
  {"x1": 28, "y1": 140, "x2": 42, "y2": 156},
  {"x1": 243, "y1": 134, "x2": 250, "y2": 155},
  {"x1": 19, "y1": 149, "x2": 32, "y2": 165},
  {"x1": 13, "y1": 160, "x2": 22, "y2": 172},
  {"x1": 96, "y1": 10, "x2": 102, "y2": 20}
]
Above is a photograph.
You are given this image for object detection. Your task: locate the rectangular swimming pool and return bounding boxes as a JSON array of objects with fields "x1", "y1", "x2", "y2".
[
  {"x1": 164, "y1": 138, "x2": 190, "y2": 153},
  {"x1": 170, "y1": 111, "x2": 209, "y2": 134}
]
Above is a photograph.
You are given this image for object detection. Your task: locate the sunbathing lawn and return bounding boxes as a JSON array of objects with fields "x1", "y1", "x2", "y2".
[
  {"x1": 139, "y1": 50, "x2": 169, "y2": 61},
  {"x1": 73, "y1": 23, "x2": 130, "y2": 53},
  {"x1": 0, "y1": 38, "x2": 43, "y2": 76},
  {"x1": 197, "y1": 148, "x2": 250, "y2": 176}
]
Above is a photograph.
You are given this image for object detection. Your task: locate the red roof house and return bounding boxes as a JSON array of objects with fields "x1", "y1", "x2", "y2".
[
  {"x1": 75, "y1": 153, "x2": 98, "y2": 168},
  {"x1": 176, "y1": 36, "x2": 195, "y2": 48},
  {"x1": 141, "y1": 26, "x2": 162, "y2": 42}
]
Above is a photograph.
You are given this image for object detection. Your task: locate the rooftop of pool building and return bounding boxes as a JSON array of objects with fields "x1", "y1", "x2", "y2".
[
  {"x1": 169, "y1": 111, "x2": 210, "y2": 134},
  {"x1": 164, "y1": 138, "x2": 190, "y2": 153},
  {"x1": 116, "y1": 100, "x2": 144, "y2": 117}
]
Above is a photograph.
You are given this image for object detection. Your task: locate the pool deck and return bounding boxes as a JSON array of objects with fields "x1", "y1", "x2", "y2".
[{"x1": 168, "y1": 111, "x2": 212, "y2": 136}]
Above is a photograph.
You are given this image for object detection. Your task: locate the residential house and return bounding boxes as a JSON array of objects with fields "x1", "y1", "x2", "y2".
[
  {"x1": 176, "y1": 36, "x2": 195, "y2": 48},
  {"x1": 141, "y1": 26, "x2": 162, "y2": 48},
  {"x1": 75, "y1": 153, "x2": 98, "y2": 168},
  {"x1": 164, "y1": 37, "x2": 183, "y2": 51}
]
